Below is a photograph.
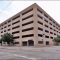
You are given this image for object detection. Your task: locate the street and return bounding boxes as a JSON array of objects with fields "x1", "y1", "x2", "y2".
[{"x1": 0, "y1": 46, "x2": 60, "y2": 60}]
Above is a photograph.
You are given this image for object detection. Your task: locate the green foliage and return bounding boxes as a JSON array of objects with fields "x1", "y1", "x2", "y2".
[
  {"x1": 0, "y1": 33, "x2": 14, "y2": 45},
  {"x1": 53, "y1": 35, "x2": 60, "y2": 43}
]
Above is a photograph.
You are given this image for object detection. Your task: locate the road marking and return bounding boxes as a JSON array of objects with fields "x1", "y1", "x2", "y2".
[
  {"x1": 0, "y1": 51, "x2": 36, "y2": 60},
  {"x1": 13, "y1": 54, "x2": 36, "y2": 60}
]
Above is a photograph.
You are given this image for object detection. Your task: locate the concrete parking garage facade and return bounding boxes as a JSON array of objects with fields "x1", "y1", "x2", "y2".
[{"x1": 0, "y1": 3, "x2": 60, "y2": 46}]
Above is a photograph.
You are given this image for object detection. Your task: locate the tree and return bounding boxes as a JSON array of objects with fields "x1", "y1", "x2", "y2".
[
  {"x1": 53, "y1": 35, "x2": 60, "y2": 45},
  {"x1": 1, "y1": 33, "x2": 14, "y2": 46}
]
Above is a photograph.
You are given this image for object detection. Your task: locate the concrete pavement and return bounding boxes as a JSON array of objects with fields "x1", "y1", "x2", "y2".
[{"x1": 0, "y1": 46, "x2": 60, "y2": 60}]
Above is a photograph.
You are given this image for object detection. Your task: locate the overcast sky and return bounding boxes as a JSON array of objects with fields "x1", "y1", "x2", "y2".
[{"x1": 0, "y1": 1, "x2": 60, "y2": 24}]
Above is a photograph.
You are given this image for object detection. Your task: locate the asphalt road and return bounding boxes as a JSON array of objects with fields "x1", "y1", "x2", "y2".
[{"x1": 0, "y1": 46, "x2": 60, "y2": 60}]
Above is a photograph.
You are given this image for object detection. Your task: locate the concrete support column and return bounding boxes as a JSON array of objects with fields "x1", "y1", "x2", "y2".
[
  {"x1": 19, "y1": 14, "x2": 22, "y2": 46},
  {"x1": 43, "y1": 17, "x2": 46, "y2": 46},
  {"x1": 33, "y1": 5, "x2": 38, "y2": 47}
]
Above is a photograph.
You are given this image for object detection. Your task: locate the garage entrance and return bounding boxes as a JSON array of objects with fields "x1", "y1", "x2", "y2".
[
  {"x1": 28, "y1": 40, "x2": 34, "y2": 46},
  {"x1": 46, "y1": 41, "x2": 49, "y2": 45},
  {"x1": 22, "y1": 41, "x2": 27, "y2": 46}
]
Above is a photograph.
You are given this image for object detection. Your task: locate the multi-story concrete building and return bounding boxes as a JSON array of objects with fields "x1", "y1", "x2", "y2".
[{"x1": 0, "y1": 3, "x2": 60, "y2": 46}]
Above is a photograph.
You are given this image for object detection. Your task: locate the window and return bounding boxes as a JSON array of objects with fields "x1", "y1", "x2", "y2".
[
  {"x1": 45, "y1": 24, "x2": 48, "y2": 28},
  {"x1": 49, "y1": 22, "x2": 52, "y2": 25},
  {"x1": 50, "y1": 37, "x2": 53, "y2": 39},
  {"x1": 22, "y1": 21, "x2": 33, "y2": 26},
  {"x1": 4, "y1": 22, "x2": 7, "y2": 25},
  {"x1": 1, "y1": 31, "x2": 3, "y2": 33},
  {"x1": 22, "y1": 27, "x2": 33, "y2": 32},
  {"x1": 54, "y1": 33, "x2": 56, "y2": 35},
  {"x1": 50, "y1": 27, "x2": 52, "y2": 30},
  {"x1": 57, "y1": 31, "x2": 58, "y2": 33},
  {"x1": 38, "y1": 41, "x2": 43, "y2": 44},
  {"x1": 38, "y1": 34, "x2": 43, "y2": 37},
  {"x1": 13, "y1": 36, "x2": 19, "y2": 39},
  {"x1": 14, "y1": 42, "x2": 19, "y2": 44},
  {"x1": 49, "y1": 18, "x2": 52, "y2": 21},
  {"x1": 53, "y1": 21, "x2": 55, "y2": 24},
  {"x1": 37, "y1": 8, "x2": 42, "y2": 13},
  {"x1": 38, "y1": 27, "x2": 43, "y2": 31},
  {"x1": 12, "y1": 20, "x2": 20, "y2": 25},
  {"x1": 22, "y1": 8, "x2": 33, "y2": 15},
  {"x1": 12, "y1": 25, "x2": 20, "y2": 29},
  {"x1": 56, "y1": 27, "x2": 58, "y2": 29},
  {"x1": 44, "y1": 14, "x2": 48, "y2": 18},
  {"x1": 38, "y1": 21, "x2": 43, "y2": 25},
  {"x1": 44, "y1": 19, "x2": 48, "y2": 23},
  {"x1": 12, "y1": 15, "x2": 20, "y2": 20},
  {"x1": 53, "y1": 25, "x2": 55, "y2": 27},
  {"x1": 8, "y1": 24, "x2": 11, "y2": 27},
  {"x1": 50, "y1": 32, "x2": 53, "y2": 34},
  {"x1": 8, "y1": 29, "x2": 10, "y2": 31},
  {"x1": 4, "y1": 30, "x2": 6, "y2": 32},
  {"x1": 22, "y1": 34, "x2": 34, "y2": 38},
  {"x1": 56, "y1": 23, "x2": 58, "y2": 26},
  {"x1": 22, "y1": 14, "x2": 33, "y2": 21},
  {"x1": 4, "y1": 26, "x2": 7, "y2": 28},
  {"x1": 1, "y1": 24, "x2": 3, "y2": 26},
  {"x1": 54, "y1": 29, "x2": 56, "y2": 31},
  {"x1": 8, "y1": 20, "x2": 11, "y2": 23},
  {"x1": 12, "y1": 31, "x2": 20, "y2": 34},
  {"x1": 37, "y1": 14, "x2": 43, "y2": 19},
  {"x1": 1, "y1": 28, "x2": 3, "y2": 30},
  {"x1": 45, "y1": 35, "x2": 49, "y2": 38},
  {"x1": 45, "y1": 30, "x2": 49, "y2": 33}
]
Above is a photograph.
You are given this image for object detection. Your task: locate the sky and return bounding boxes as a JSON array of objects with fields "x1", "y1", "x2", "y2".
[{"x1": 0, "y1": 1, "x2": 60, "y2": 24}]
